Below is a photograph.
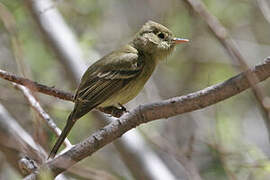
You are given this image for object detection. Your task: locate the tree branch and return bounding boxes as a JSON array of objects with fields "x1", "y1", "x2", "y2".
[
  {"x1": 257, "y1": 0, "x2": 270, "y2": 24},
  {"x1": 0, "y1": 69, "x2": 74, "y2": 101},
  {"x1": 14, "y1": 84, "x2": 72, "y2": 148},
  {"x1": 0, "y1": 103, "x2": 47, "y2": 171},
  {"x1": 20, "y1": 57, "x2": 270, "y2": 179},
  {"x1": 182, "y1": 0, "x2": 270, "y2": 141}
]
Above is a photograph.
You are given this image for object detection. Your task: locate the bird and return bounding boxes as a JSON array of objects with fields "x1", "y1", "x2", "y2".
[{"x1": 48, "y1": 20, "x2": 189, "y2": 159}]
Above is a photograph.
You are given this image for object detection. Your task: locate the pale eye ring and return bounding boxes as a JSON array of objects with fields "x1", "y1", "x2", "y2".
[{"x1": 158, "y1": 32, "x2": 165, "y2": 39}]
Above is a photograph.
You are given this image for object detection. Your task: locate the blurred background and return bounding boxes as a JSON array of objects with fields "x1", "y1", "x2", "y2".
[{"x1": 0, "y1": 0, "x2": 270, "y2": 179}]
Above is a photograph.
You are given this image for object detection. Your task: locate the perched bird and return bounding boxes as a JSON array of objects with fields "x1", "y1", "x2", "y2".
[{"x1": 48, "y1": 21, "x2": 189, "y2": 158}]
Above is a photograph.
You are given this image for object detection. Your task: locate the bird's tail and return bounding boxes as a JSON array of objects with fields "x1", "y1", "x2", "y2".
[{"x1": 48, "y1": 112, "x2": 76, "y2": 159}]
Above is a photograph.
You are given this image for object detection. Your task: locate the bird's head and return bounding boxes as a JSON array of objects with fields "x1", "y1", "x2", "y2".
[{"x1": 131, "y1": 21, "x2": 189, "y2": 61}]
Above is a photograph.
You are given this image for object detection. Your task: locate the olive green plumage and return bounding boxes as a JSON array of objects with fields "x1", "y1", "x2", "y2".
[{"x1": 49, "y1": 21, "x2": 188, "y2": 159}]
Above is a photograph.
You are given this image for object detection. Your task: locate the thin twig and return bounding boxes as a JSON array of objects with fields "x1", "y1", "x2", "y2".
[
  {"x1": 14, "y1": 84, "x2": 72, "y2": 148},
  {"x1": 0, "y1": 104, "x2": 47, "y2": 166},
  {"x1": 257, "y1": 0, "x2": 270, "y2": 24},
  {"x1": 22, "y1": 57, "x2": 270, "y2": 179},
  {"x1": 0, "y1": 69, "x2": 74, "y2": 101}
]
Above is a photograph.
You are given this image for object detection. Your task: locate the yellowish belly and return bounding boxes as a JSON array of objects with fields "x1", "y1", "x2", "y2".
[{"x1": 99, "y1": 61, "x2": 156, "y2": 107}]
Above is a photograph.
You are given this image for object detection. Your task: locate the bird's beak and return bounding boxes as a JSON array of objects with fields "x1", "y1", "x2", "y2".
[{"x1": 172, "y1": 38, "x2": 189, "y2": 44}]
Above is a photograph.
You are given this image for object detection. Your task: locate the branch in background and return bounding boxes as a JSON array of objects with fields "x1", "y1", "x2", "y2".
[
  {"x1": 0, "y1": 104, "x2": 47, "y2": 173},
  {"x1": 25, "y1": 0, "x2": 85, "y2": 85},
  {"x1": 257, "y1": 0, "x2": 270, "y2": 24},
  {"x1": 183, "y1": 0, "x2": 248, "y2": 65},
  {"x1": 14, "y1": 84, "x2": 72, "y2": 148},
  {"x1": 0, "y1": 3, "x2": 69, "y2": 179},
  {"x1": 0, "y1": 69, "x2": 74, "y2": 101},
  {"x1": 0, "y1": 98, "x2": 114, "y2": 179},
  {"x1": 182, "y1": 0, "x2": 270, "y2": 141},
  {"x1": 0, "y1": 3, "x2": 27, "y2": 76},
  {"x1": 22, "y1": 57, "x2": 270, "y2": 179},
  {"x1": 0, "y1": 103, "x2": 69, "y2": 180}
]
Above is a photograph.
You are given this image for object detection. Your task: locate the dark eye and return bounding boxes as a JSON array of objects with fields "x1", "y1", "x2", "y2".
[{"x1": 158, "y1": 33, "x2": 165, "y2": 39}]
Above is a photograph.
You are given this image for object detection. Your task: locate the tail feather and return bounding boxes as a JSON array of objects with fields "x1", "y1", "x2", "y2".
[{"x1": 48, "y1": 113, "x2": 76, "y2": 159}]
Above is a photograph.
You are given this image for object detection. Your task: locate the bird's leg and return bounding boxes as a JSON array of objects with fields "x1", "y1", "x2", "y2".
[
  {"x1": 100, "y1": 106, "x2": 124, "y2": 118},
  {"x1": 98, "y1": 105, "x2": 127, "y2": 118},
  {"x1": 118, "y1": 103, "x2": 129, "y2": 113}
]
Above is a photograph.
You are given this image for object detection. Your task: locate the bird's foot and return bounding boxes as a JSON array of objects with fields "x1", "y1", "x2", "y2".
[
  {"x1": 118, "y1": 103, "x2": 129, "y2": 113},
  {"x1": 98, "y1": 105, "x2": 128, "y2": 118}
]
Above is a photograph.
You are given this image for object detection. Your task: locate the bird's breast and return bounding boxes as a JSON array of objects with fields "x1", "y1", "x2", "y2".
[{"x1": 99, "y1": 56, "x2": 157, "y2": 107}]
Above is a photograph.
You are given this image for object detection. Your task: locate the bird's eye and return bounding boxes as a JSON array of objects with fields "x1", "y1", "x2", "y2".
[{"x1": 158, "y1": 32, "x2": 165, "y2": 39}]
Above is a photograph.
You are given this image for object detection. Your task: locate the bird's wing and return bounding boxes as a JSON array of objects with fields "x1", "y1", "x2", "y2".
[
  {"x1": 48, "y1": 46, "x2": 143, "y2": 158},
  {"x1": 72, "y1": 45, "x2": 143, "y2": 119}
]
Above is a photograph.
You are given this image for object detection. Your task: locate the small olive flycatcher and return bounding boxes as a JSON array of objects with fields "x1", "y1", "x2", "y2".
[{"x1": 49, "y1": 21, "x2": 189, "y2": 158}]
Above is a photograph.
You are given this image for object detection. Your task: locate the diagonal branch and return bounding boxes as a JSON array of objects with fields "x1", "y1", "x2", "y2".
[
  {"x1": 257, "y1": 0, "x2": 270, "y2": 24},
  {"x1": 0, "y1": 103, "x2": 47, "y2": 170},
  {"x1": 20, "y1": 57, "x2": 270, "y2": 179},
  {"x1": 182, "y1": 0, "x2": 270, "y2": 141},
  {"x1": 14, "y1": 84, "x2": 72, "y2": 148},
  {"x1": 0, "y1": 69, "x2": 74, "y2": 101}
]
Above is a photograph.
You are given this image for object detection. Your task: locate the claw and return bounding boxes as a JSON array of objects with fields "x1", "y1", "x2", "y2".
[
  {"x1": 118, "y1": 103, "x2": 128, "y2": 112},
  {"x1": 98, "y1": 105, "x2": 127, "y2": 118}
]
